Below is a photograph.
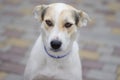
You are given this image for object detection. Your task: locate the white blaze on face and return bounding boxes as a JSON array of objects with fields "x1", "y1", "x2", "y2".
[{"x1": 46, "y1": 4, "x2": 69, "y2": 50}]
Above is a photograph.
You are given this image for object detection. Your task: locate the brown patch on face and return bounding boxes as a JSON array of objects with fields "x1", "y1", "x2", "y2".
[
  {"x1": 44, "y1": 7, "x2": 55, "y2": 20},
  {"x1": 59, "y1": 9, "x2": 77, "y2": 37},
  {"x1": 39, "y1": 6, "x2": 48, "y2": 21},
  {"x1": 43, "y1": 7, "x2": 55, "y2": 31}
]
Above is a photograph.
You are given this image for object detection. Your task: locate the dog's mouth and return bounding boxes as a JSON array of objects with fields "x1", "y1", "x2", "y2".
[
  {"x1": 50, "y1": 48, "x2": 62, "y2": 52},
  {"x1": 44, "y1": 45, "x2": 70, "y2": 59},
  {"x1": 44, "y1": 45, "x2": 62, "y2": 53}
]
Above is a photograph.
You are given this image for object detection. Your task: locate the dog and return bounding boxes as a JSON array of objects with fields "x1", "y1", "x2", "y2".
[{"x1": 24, "y1": 3, "x2": 90, "y2": 80}]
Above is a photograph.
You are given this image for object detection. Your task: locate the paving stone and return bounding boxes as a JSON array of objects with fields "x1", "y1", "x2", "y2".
[
  {"x1": 113, "y1": 46, "x2": 120, "y2": 56},
  {"x1": 22, "y1": 31, "x2": 38, "y2": 41},
  {"x1": 0, "y1": 41, "x2": 7, "y2": 49},
  {"x1": 20, "y1": 50, "x2": 30, "y2": 65},
  {"x1": 117, "y1": 0, "x2": 120, "y2": 2},
  {"x1": 1, "y1": 11, "x2": 24, "y2": 18},
  {"x1": 7, "y1": 38, "x2": 31, "y2": 48},
  {"x1": 7, "y1": 46, "x2": 28, "y2": 56},
  {"x1": 80, "y1": 50, "x2": 100, "y2": 60},
  {"x1": 82, "y1": 67, "x2": 90, "y2": 78},
  {"x1": 30, "y1": 0, "x2": 48, "y2": 5},
  {"x1": 3, "y1": 28, "x2": 24, "y2": 38},
  {"x1": 101, "y1": 0, "x2": 109, "y2": 5},
  {"x1": 105, "y1": 15, "x2": 116, "y2": 22},
  {"x1": 111, "y1": 28, "x2": 120, "y2": 35},
  {"x1": 0, "y1": 3, "x2": 4, "y2": 10},
  {"x1": 106, "y1": 21, "x2": 120, "y2": 28},
  {"x1": 83, "y1": 77, "x2": 98, "y2": 80},
  {"x1": 0, "y1": 36, "x2": 7, "y2": 42},
  {"x1": 117, "y1": 75, "x2": 120, "y2": 80},
  {"x1": 95, "y1": 9, "x2": 116, "y2": 15},
  {"x1": 5, "y1": 74, "x2": 23, "y2": 80},
  {"x1": 117, "y1": 66, "x2": 120, "y2": 75},
  {"x1": 0, "y1": 62, "x2": 25, "y2": 75},
  {"x1": 93, "y1": 24, "x2": 111, "y2": 34},
  {"x1": 98, "y1": 44, "x2": 113, "y2": 55},
  {"x1": 5, "y1": 25, "x2": 25, "y2": 32},
  {"x1": 0, "y1": 45, "x2": 11, "y2": 52},
  {"x1": 108, "y1": 2, "x2": 120, "y2": 11},
  {"x1": 86, "y1": 69, "x2": 116, "y2": 80},
  {"x1": 19, "y1": 8, "x2": 32, "y2": 16},
  {"x1": 0, "y1": 51, "x2": 24, "y2": 64},
  {"x1": 0, "y1": 60, "x2": 2, "y2": 65},
  {"x1": 102, "y1": 64, "x2": 117, "y2": 73},
  {"x1": 2, "y1": 0, "x2": 22, "y2": 5},
  {"x1": 82, "y1": 2, "x2": 95, "y2": 8},
  {"x1": 82, "y1": 43, "x2": 98, "y2": 52},
  {"x1": 82, "y1": 59, "x2": 103, "y2": 69},
  {"x1": 100, "y1": 55, "x2": 120, "y2": 65},
  {"x1": 0, "y1": 71, "x2": 7, "y2": 80},
  {"x1": 0, "y1": 41, "x2": 11, "y2": 52}
]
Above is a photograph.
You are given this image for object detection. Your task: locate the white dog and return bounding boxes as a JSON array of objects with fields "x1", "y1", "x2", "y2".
[{"x1": 24, "y1": 3, "x2": 90, "y2": 80}]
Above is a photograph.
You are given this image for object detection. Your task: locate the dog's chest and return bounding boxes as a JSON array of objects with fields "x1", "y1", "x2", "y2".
[
  {"x1": 34, "y1": 67, "x2": 69, "y2": 80},
  {"x1": 34, "y1": 60, "x2": 76, "y2": 80}
]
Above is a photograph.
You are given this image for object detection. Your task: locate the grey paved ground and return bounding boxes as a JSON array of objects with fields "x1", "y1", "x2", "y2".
[{"x1": 0, "y1": 0, "x2": 120, "y2": 80}]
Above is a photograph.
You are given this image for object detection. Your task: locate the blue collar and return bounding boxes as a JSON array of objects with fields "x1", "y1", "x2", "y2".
[{"x1": 44, "y1": 46, "x2": 70, "y2": 59}]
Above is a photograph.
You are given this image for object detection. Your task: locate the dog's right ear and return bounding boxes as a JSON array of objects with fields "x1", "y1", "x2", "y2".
[
  {"x1": 76, "y1": 10, "x2": 91, "y2": 27},
  {"x1": 33, "y1": 5, "x2": 48, "y2": 22}
]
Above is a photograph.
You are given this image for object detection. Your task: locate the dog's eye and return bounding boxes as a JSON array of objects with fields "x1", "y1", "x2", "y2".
[
  {"x1": 45, "y1": 20, "x2": 53, "y2": 26},
  {"x1": 65, "y1": 22, "x2": 73, "y2": 28}
]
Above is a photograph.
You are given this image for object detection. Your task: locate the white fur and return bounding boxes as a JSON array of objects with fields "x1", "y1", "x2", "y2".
[
  {"x1": 24, "y1": 3, "x2": 88, "y2": 80},
  {"x1": 24, "y1": 36, "x2": 82, "y2": 80}
]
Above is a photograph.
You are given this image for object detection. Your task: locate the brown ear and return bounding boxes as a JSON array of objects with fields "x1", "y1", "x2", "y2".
[
  {"x1": 33, "y1": 5, "x2": 48, "y2": 22},
  {"x1": 78, "y1": 11, "x2": 91, "y2": 27}
]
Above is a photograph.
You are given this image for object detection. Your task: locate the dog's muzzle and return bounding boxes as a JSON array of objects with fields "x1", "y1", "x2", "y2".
[
  {"x1": 50, "y1": 40, "x2": 62, "y2": 50},
  {"x1": 44, "y1": 40, "x2": 70, "y2": 59},
  {"x1": 44, "y1": 45, "x2": 70, "y2": 59}
]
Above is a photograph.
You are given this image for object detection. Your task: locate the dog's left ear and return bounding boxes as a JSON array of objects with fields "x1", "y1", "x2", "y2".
[
  {"x1": 77, "y1": 11, "x2": 91, "y2": 27},
  {"x1": 33, "y1": 5, "x2": 48, "y2": 22}
]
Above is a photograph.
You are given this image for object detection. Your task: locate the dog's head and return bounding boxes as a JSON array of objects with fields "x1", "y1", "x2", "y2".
[{"x1": 33, "y1": 3, "x2": 90, "y2": 55}]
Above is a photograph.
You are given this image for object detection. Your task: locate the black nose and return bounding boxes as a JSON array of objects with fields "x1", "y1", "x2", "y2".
[{"x1": 50, "y1": 40, "x2": 62, "y2": 50}]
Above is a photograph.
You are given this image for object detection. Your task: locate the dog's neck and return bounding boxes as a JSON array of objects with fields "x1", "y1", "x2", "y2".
[
  {"x1": 42, "y1": 41, "x2": 79, "y2": 71},
  {"x1": 43, "y1": 45, "x2": 71, "y2": 59}
]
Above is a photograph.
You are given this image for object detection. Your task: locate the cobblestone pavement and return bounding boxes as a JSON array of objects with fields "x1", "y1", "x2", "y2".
[{"x1": 0, "y1": 0, "x2": 120, "y2": 80}]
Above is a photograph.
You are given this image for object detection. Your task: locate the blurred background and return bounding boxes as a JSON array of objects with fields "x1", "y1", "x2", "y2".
[{"x1": 0, "y1": 0, "x2": 120, "y2": 80}]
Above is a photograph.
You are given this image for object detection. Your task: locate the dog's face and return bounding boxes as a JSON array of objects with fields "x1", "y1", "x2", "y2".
[{"x1": 34, "y1": 3, "x2": 90, "y2": 54}]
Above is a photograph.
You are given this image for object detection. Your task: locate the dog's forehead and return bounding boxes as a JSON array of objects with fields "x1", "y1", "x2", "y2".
[
  {"x1": 44, "y1": 3, "x2": 77, "y2": 20},
  {"x1": 49, "y1": 3, "x2": 76, "y2": 11}
]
